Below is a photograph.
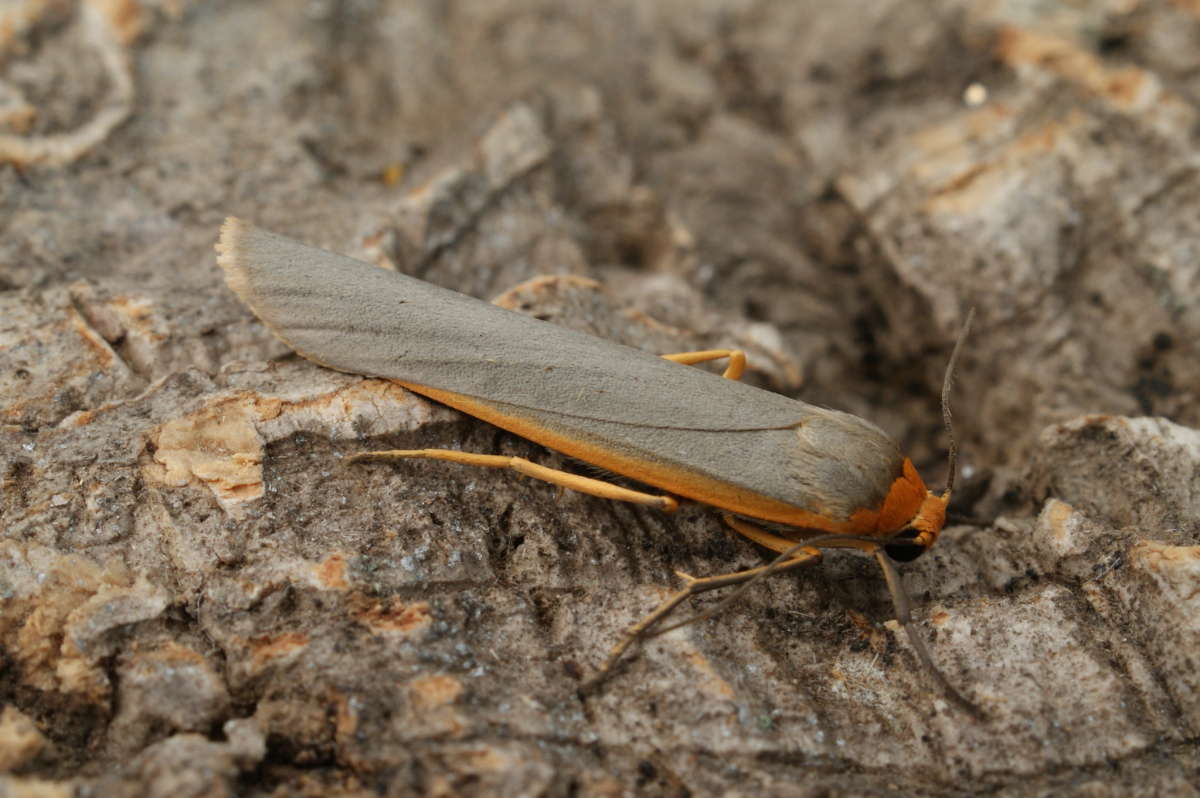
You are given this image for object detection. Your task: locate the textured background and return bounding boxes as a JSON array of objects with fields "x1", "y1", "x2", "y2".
[{"x1": 2, "y1": 1, "x2": 1199, "y2": 795}]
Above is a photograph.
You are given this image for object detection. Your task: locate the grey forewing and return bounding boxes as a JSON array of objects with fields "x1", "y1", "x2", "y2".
[
  {"x1": 227, "y1": 223, "x2": 806, "y2": 431},
  {"x1": 225, "y1": 222, "x2": 905, "y2": 515}
]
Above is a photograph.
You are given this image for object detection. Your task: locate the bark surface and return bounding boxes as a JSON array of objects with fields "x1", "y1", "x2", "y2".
[{"x1": 2, "y1": 2, "x2": 1199, "y2": 795}]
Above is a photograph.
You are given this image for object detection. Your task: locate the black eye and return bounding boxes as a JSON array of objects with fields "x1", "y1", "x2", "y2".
[
  {"x1": 883, "y1": 528, "x2": 925, "y2": 562},
  {"x1": 884, "y1": 541, "x2": 925, "y2": 562}
]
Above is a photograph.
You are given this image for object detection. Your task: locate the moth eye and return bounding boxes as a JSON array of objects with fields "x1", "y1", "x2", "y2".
[{"x1": 884, "y1": 528, "x2": 925, "y2": 562}]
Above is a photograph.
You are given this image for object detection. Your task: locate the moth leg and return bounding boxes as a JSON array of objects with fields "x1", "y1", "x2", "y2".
[
  {"x1": 588, "y1": 519, "x2": 821, "y2": 688},
  {"x1": 345, "y1": 449, "x2": 678, "y2": 512},
  {"x1": 660, "y1": 349, "x2": 746, "y2": 381},
  {"x1": 721, "y1": 513, "x2": 811, "y2": 554}
]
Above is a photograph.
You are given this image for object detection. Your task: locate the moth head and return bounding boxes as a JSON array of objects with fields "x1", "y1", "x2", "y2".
[{"x1": 884, "y1": 481, "x2": 950, "y2": 561}]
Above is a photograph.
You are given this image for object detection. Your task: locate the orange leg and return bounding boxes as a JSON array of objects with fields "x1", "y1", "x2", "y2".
[
  {"x1": 346, "y1": 448, "x2": 678, "y2": 512},
  {"x1": 721, "y1": 513, "x2": 814, "y2": 554},
  {"x1": 661, "y1": 349, "x2": 746, "y2": 381}
]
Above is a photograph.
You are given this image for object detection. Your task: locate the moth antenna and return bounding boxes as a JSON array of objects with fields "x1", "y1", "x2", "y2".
[
  {"x1": 941, "y1": 307, "x2": 975, "y2": 497},
  {"x1": 873, "y1": 548, "x2": 985, "y2": 718},
  {"x1": 639, "y1": 539, "x2": 988, "y2": 717}
]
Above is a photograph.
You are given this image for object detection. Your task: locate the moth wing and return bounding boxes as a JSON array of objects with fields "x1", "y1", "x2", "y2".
[
  {"x1": 218, "y1": 218, "x2": 814, "y2": 433},
  {"x1": 217, "y1": 219, "x2": 905, "y2": 520}
]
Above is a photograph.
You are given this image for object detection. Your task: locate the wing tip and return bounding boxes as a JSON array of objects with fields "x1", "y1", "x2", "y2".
[
  {"x1": 215, "y1": 215, "x2": 254, "y2": 300},
  {"x1": 212, "y1": 217, "x2": 345, "y2": 373}
]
